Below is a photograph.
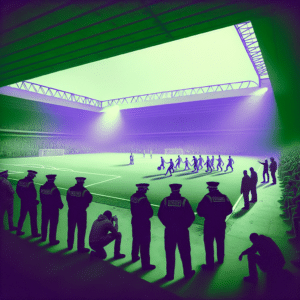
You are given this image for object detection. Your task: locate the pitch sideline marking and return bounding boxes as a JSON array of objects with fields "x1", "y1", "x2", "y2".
[{"x1": 85, "y1": 176, "x2": 121, "y2": 187}]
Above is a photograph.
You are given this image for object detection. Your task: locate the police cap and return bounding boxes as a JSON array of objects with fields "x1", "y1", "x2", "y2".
[
  {"x1": 46, "y1": 174, "x2": 57, "y2": 180},
  {"x1": 75, "y1": 177, "x2": 86, "y2": 183},
  {"x1": 136, "y1": 183, "x2": 149, "y2": 190},
  {"x1": 0, "y1": 170, "x2": 8, "y2": 177},
  {"x1": 27, "y1": 170, "x2": 37, "y2": 175},
  {"x1": 206, "y1": 182, "x2": 219, "y2": 189},
  {"x1": 169, "y1": 184, "x2": 182, "y2": 191}
]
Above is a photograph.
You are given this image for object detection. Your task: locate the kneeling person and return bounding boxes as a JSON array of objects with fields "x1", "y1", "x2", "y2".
[{"x1": 89, "y1": 210, "x2": 125, "y2": 260}]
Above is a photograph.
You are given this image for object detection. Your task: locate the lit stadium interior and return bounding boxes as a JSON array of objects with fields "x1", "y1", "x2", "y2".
[{"x1": 0, "y1": 1, "x2": 300, "y2": 299}]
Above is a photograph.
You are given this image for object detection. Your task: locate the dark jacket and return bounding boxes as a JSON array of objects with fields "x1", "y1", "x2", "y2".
[
  {"x1": 158, "y1": 192, "x2": 195, "y2": 229},
  {"x1": 197, "y1": 190, "x2": 232, "y2": 226},
  {"x1": 40, "y1": 182, "x2": 64, "y2": 212},
  {"x1": 66, "y1": 184, "x2": 92, "y2": 213},
  {"x1": 250, "y1": 171, "x2": 258, "y2": 188},
  {"x1": 16, "y1": 176, "x2": 38, "y2": 206},
  {"x1": 241, "y1": 174, "x2": 251, "y2": 193}
]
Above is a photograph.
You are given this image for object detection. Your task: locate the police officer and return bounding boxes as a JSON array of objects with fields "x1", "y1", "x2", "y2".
[
  {"x1": 66, "y1": 177, "x2": 92, "y2": 253},
  {"x1": 0, "y1": 170, "x2": 18, "y2": 231},
  {"x1": 40, "y1": 174, "x2": 64, "y2": 245},
  {"x1": 241, "y1": 170, "x2": 251, "y2": 210},
  {"x1": 197, "y1": 182, "x2": 232, "y2": 271},
  {"x1": 16, "y1": 170, "x2": 41, "y2": 237},
  {"x1": 130, "y1": 183, "x2": 156, "y2": 270},
  {"x1": 158, "y1": 184, "x2": 195, "y2": 280}
]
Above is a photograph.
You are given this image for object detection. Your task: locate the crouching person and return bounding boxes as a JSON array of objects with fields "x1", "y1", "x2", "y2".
[{"x1": 89, "y1": 210, "x2": 125, "y2": 260}]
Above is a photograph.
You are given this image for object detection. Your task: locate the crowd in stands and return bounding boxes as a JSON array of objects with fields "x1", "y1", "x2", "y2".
[
  {"x1": 277, "y1": 143, "x2": 300, "y2": 268},
  {"x1": 0, "y1": 135, "x2": 96, "y2": 158}
]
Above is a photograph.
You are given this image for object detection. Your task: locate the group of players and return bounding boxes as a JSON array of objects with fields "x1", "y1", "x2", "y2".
[{"x1": 159, "y1": 155, "x2": 235, "y2": 177}]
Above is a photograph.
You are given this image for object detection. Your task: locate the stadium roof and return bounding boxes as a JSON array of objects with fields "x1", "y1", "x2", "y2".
[{"x1": 0, "y1": 0, "x2": 276, "y2": 90}]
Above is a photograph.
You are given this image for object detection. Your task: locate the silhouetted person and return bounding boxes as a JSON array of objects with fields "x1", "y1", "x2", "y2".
[
  {"x1": 270, "y1": 157, "x2": 277, "y2": 185},
  {"x1": 191, "y1": 156, "x2": 198, "y2": 172},
  {"x1": 130, "y1": 183, "x2": 155, "y2": 270},
  {"x1": 150, "y1": 149, "x2": 152, "y2": 159},
  {"x1": 0, "y1": 170, "x2": 18, "y2": 231},
  {"x1": 143, "y1": 150, "x2": 145, "y2": 158},
  {"x1": 165, "y1": 159, "x2": 174, "y2": 176},
  {"x1": 159, "y1": 156, "x2": 165, "y2": 170},
  {"x1": 89, "y1": 210, "x2": 125, "y2": 260},
  {"x1": 66, "y1": 177, "x2": 92, "y2": 253},
  {"x1": 241, "y1": 170, "x2": 251, "y2": 210},
  {"x1": 205, "y1": 156, "x2": 212, "y2": 173},
  {"x1": 174, "y1": 155, "x2": 183, "y2": 170},
  {"x1": 197, "y1": 182, "x2": 233, "y2": 270},
  {"x1": 249, "y1": 167, "x2": 258, "y2": 203},
  {"x1": 258, "y1": 159, "x2": 269, "y2": 183},
  {"x1": 40, "y1": 174, "x2": 63, "y2": 245},
  {"x1": 198, "y1": 155, "x2": 204, "y2": 171},
  {"x1": 211, "y1": 155, "x2": 215, "y2": 169},
  {"x1": 216, "y1": 155, "x2": 224, "y2": 171},
  {"x1": 239, "y1": 233, "x2": 285, "y2": 283},
  {"x1": 183, "y1": 157, "x2": 191, "y2": 171},
  {"x1": 224, "y1": 156, "x2": 234, "y2": 172},
  {"x1": 16, "y1": 170, "x2": 41, "y2": 237},
  {"x1": 130, "y1": 153, "x2": 134, "y2": 165},
  {"x1": 158, "y1": 184, "x2": 195, "y2": 280}
]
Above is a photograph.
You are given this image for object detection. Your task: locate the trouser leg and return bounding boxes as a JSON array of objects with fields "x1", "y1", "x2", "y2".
[
  {"x1": 29, "y1": 205, "x2": 38, "y2": 235},
  {"x1": 215, "y1": 227, "x2": 226, "y2": 263},
  {"x1": 67, "y1": 213, "x2": 76, "y2": 248},
  {"x1": 114, "y1": 232, "x2": 122, "y2": 255},
  {"x1": 49, "y1": 212, "x2": 59, "y2": 242},
  {"x1": 247, "y1": 253, "x2": 263, "y2": 278},
  {"x1": 41, "y1": 209, "x2": 49, "y2": 240},
  {"x1": 251, "y1": 188, "x2": 257, "y2": 202},
  {"x1": 165, "y1": 231, "x2": 176, "y2": 276},
  {"x1": 178, "y1": 230, "x2": 192, "y2": 276},
  {"x1": 271, "y1": 171, "x2": 276, "y2": 183},
  {"x1": 243, "y1": 192, "x2": 250, "y2": 209},
  {"x1": 140, "y1": 234, "x2": 151, "y2": 267},
  {"x1": 77, "y1": 212, "x2": 87, "y2": 250},
  {"x1": 203, "y1": 228, "x2": 215, "y2": 267},
  {"x1": 17, "y1": 204, "x2": 28, "y2": 231},
  {"x1": 7, "y1": 202, "x2": 14, "y2": 229},
  {"x1": 90, "y1": 241, "x2": 107, "y2": 258},
  {"x1": 0, "y1": 207, "x2": 5, "y2": 230},
  {"x1": 132, "y1": 225, "x2": 140, "y2": 259}
]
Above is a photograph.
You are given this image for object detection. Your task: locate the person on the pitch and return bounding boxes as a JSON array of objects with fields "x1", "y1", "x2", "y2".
[
  {"x1": 269, "y1": 157, "x2": 277, "y2": 185},
  {"x1": 197, "y1": 182, "x2": 233, "y2": 271},
  {"x1": 191, "y1": 156, "x2": 198, "y2": 172},
  {"x1": 130, "y1": 153, "x2": 134, "y2": 165},
  {"x1": 130, "y1": 183, "x2": 156, "y2": 270},
  {"x1": 165, "y1": 159, "x2": 175, "y2": 176},
  {"x1": 174, "y1": 155, "x2": 183, "y2": 170},
  {"x1": 16, "y1": 170, "x2": 41, "y2": 237},
  {"x1": 211, "y1": 156, "x2": 215, "y2": 170},
  {"x1": 258, "y1": 159, "x2": 269, "y2": 183},
  {"x1": 183, "y1": 158, "x2": 191, "y2": 171},
  {"x1": 89, "y1": 210, "x2": 125, "y2": 260},
  {"x1": 204, "y1": 156, "x2": 212, "y2": 173},
  {"x1": 143, "y1": 150, "x2": 145, "y2": 158},
  {"x1": 239, "y1": 233, "x2": 285, "y2": 284},
  {"x1": 0, "y1": 170, "x2": 18, "y2": 231},
  {"x1": 241, "y1": 170, "x2": 251, "y2": 210},
  {"x1": 159, "y1": 156, "x2": 166, "y2": 170},
  {"x1": 249, "y1": 167, "x2": 258, "y2": 203},
  {"x1": 67, "y1": 177, "x2": 92, "y2": 253},
  {"x1": 216, "y1": 155, "x2": 225, "y2": 171},
  {"x1": 150, "y1": 149, "x2": 152, "y2": 159},
  {"x1": 225, "y1": 156, "x2": 234, "y2": 172},
  {"x1": 198, "y1": 155, "x2": 204, "y2": 171},
  {"x1": 40, "y1": 174, "x2": 64, "y2": 245},
  {"x1": 158, "y1": 184, "x2": 196, "y2": 280}
]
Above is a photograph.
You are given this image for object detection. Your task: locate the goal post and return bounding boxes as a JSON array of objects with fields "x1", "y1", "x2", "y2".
[
  {"x1": 164, "y1": 148, "x2": 184, "y2": 155},
  {"x1": 39, "y1": 149, "x2": 65, "y2": 157}
]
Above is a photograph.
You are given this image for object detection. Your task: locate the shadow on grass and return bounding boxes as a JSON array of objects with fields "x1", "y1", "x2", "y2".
[
  {"x1": 143, "y1": 174, "x2": 164, "y2": 178},
  {"x1": 114, "y1": 164, "x2": 131, "y2": 167},
  {"x1": 212, "y1": 172, "x2": 231, "y2": 176},
  {"x1": 257, "y1": 183, "x2": 266, "y2": 188},
  {"x1": 231, "y1": 208, "x2": 251, "y2": 218},
  {"x1": 263, "y1": 183, "x2": 276, "y2": 189},
  {"x1": 185, "y1": 172, "x2": 211, "y2": 179},
  {"x1": 151, "y1": 175, "x2": 172, "y2": 180},
  {"x1": 175, "y1": 171, "x2": 195, "y2": 177}
]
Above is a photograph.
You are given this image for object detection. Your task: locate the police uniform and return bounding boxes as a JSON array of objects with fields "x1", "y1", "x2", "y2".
[
  {"x1": 241, "y1": 172, "x2": 251, "y2": 210},
  {"x1": 40, "y1": 175, "x2": 64, "y2": 245},
  {"x1": 130, "y1": 183, "x2": 155, "y2": 270},
  {"x1": 16, "y1": 170, "x2": 41, "y2": 237},
  {"x1": 66, "y1": 177, "x2": 92, "y2": 253},
  {"x1": 197, "y1": 182, "x2": 232, "y2": 270},
  {"x1": 0, "y1": 170, "x2": 18, "y2": 231},
  {"x1": 158, "y1": 184, "x2": 195, "y2": 280}
]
